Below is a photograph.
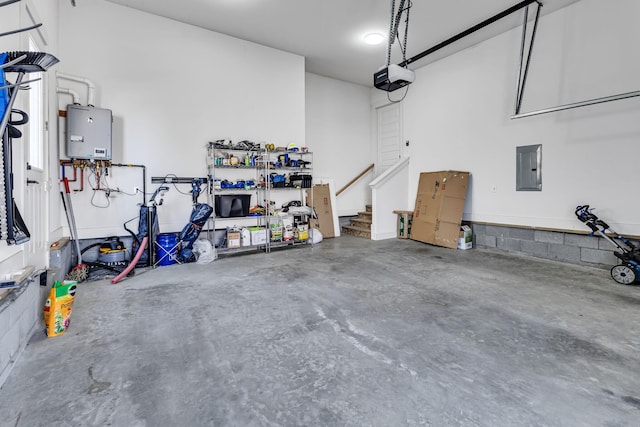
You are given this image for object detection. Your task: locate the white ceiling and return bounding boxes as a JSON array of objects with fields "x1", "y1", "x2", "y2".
[{"x1": 103, "y1": 0, "x2": 580, "y2": 87}]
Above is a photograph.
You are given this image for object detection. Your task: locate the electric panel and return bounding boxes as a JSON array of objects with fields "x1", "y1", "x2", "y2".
[
  {"x1": 65, "y1": 104, "x2": 112, "y2": 160},
  {"x1": 516, "y1": 144, "x2": 542, "y2": 191}
]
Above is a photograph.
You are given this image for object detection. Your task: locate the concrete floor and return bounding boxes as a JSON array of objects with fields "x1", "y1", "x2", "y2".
[{"x1": 1, "y1": 236, "x2": 640, "y2": 426}]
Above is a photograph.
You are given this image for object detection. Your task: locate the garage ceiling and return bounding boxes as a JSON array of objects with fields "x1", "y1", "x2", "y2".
[{"x1": 104, "y1": 0, "x2": 580, "y2": 87}]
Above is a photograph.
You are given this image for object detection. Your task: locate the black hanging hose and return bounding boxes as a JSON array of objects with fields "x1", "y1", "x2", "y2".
[{"x1": 0, "y1": 0, "x2": 21, "y2": 7}]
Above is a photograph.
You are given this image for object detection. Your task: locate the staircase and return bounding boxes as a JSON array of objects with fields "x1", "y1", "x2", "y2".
[{"x1": 341, "y1": 205, "x2": 372, "y2": 239}]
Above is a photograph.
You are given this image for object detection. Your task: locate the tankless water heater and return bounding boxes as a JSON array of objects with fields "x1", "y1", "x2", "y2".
[{"x1": 65, "y1": 104, "x2": 112, "y2": 160}]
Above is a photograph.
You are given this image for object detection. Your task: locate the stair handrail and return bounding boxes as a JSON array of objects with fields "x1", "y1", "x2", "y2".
[
  {"x1": 369, "y1": 157, "x2": 409, "y2": 189},
  {"x1": 336, "y1": 163, "x2": 375, "y2": 197}
]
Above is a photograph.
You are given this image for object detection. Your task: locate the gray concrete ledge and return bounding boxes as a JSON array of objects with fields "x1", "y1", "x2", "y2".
[{"x1": 473, "y1": 224, "x2": 639, "y2": 270}]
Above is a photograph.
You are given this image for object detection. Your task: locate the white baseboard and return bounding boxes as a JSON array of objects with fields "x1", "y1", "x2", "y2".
[{"x1": 371, "y1": 231, "x2": 397, "y2": 241}]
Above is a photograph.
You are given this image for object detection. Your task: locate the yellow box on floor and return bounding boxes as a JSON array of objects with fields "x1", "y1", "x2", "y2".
[{"x1": 44, "y1": 280, "x2": 77, "y2": 337}]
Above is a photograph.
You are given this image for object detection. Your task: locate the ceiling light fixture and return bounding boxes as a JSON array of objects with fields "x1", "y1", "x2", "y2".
[{"x1": 364, "y1": 33, "x2": 385, "y2": 45}]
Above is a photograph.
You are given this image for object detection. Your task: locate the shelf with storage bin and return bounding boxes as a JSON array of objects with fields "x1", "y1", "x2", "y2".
[
  {"x1": 214, "y1": 225, "x2": 269, "y2": 256},
  {"x1": 206, "y1": 143, "x2": 314, "y2": 256},
  {"x1": 264, "y1": 150, "x2": 314, "y2": 252},
  {"x1": 206, "y1": 143, "x2": 267, "y2": 254},
  {"x1": 265, "y1": 150, "x2": 313, "y2": 190}
]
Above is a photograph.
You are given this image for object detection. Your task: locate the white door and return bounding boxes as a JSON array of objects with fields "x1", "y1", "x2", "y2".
[
  {"x1": 377, "y1": 102, "x2": 402, "y2": 173},
  {"x1": 24, "y1": 167, "x2": 46, "y2": 267},
  {"x1": 23, "y1": 33, "x2": 49, "y2": 269}
]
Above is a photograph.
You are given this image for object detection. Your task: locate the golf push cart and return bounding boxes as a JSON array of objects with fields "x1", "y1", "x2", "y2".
[{"x1": 575, "y1": 205, "x2": 640, "y2": 285}]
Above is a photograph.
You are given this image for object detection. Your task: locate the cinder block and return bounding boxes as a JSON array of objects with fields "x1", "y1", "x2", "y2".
[
  {"x1": 7, "y1": 295, "x2": 21, "y2": 326},
  {"x1": 0, "y1": 334, "x2": 12, "y2": 377},
  {"x1": 535, "y1": 230, "x2": 565, "y2": 244},
  {"x1": 476, "y1": 234, "x2": 497, "y2": 248},
  {"x1": 508, "y1": 228, "x2": 535, "y2": 240},
  {"x1": 471, "y1": 223, "x2": 486, "y2": 236},
  {"x1": 0, "y1": 325, "x2": 19, "y2": 364},
  {"x1": 0, "y1": 305, "x2": 10, "y2": 342},
  {"x1": 581, "y1": 248, "x2": 618, "y2": 266},
  {"x1": 49, "y1": 240, "x2": 72, "y2": 275},
  {"x1": 497, "y1": 237, "x2": 521, "y2": 252},
  {"x1": 565, "y1": 233, "x2": 599, "y2": 249},
  {"x1": 8, "y1": 284, "x2": 32, "y2": 326},
  {"x1": 595, "y1": 237, "x2": 624, "y2": 251},
  {"x1": 548, "y1": 243, "x2": 581, "y2": 263},
  {"x1": 597, "y1": 237, "x2": 630, "y2": 251},
  {"x1": 485, "y1": 225, "x2": 509, "y2": 237},
  {"x1": 47, "y1": 268, "x2": 64, "y2": 286},
  {"x1": 19, "y1": 287, "x2": 39, "y2": 336},
  {"x1": 521, "y1": 240, "x2": 549, "y2": 257}
]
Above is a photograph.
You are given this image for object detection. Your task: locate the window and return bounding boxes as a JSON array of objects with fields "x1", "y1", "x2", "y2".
[{"x1": 27, "y1": 34, "x2": 44, "y2": 170}]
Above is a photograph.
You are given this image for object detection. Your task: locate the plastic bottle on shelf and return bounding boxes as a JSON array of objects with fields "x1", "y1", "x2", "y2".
[{"x1": 241, "y1": 228, "x2": 251, "y2": 247}]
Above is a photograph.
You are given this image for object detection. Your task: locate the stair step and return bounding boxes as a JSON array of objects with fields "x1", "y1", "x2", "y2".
[
  {"x1": 365, "y1": 204, "x2": 372, "y2": 213},
  {"x1": 357, "y1": 211, "x2": 372, "y2": 220},
  {"x1": 341, "y1": 225, "x2": 371, "y2": 239},
  {"x1": 349, "y1": 218, "x2": 371, "y2": 229}
]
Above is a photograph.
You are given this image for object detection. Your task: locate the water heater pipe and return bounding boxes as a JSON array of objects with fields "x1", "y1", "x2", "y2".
[
  {"x1": 56, "y1": 87, "x2": 80, "y2": 105},
  {"x1": 56, "y1": 72, "x2": 97, "y2": 106}
]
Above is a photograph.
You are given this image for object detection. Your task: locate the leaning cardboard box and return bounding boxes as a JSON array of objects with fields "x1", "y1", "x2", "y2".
[
  {"x1": 44, "y1": 280, "x2": 77, "y2": 337},
  {"x1": 306, "y1": 184, "x2": 335, "y2": 238},
  {"x1": 411, "y1": 171, "x2": 470, "y2": 249}
]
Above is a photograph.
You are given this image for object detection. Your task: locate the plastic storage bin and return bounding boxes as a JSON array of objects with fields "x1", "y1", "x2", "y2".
[{"x1": 214, "y1": 194, "x2": 251, "y2": 218}]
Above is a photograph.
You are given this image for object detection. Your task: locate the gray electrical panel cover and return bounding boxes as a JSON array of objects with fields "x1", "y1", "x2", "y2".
[
  {"x1": 65, "y1": 105, "x2": 112, "y2": 160},
  {"x1": 516, "y1": 144, "x2": 542, "y2": 191}
]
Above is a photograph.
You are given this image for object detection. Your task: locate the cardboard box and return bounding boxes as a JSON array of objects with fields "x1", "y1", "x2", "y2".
[
  {"x1": 411, "y1": 171, "x2": 470, "y2": 249},
  {"x1": 249, "y1": 227, "x2": 267, "y2": 245},
  {"x1": 393, "y1": 210, "x2": 413, "y2": 239},
  {"x1": 306, "y1": 184, "x2": 335, "y2": 238},
  {"x1": 458, "y1": 225, "x2": 473, "y2": 250},
  {"x1": 227, "y1": 229, "x2": 241, "y2": 248}
]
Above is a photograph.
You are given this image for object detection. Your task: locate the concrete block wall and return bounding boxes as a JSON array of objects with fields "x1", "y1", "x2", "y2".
[
  {"x1": 472, "y1": 224, "x2": 637, "y2": 269},
  {"x1": 0, "y1": 239, "x2": 73, "y2": 387},
  {"x1": 49, "y1": 238, "x2": 73, "y2": 285},
  {"x1": 0, "y1": 280, "x2": 41, "y2": 386}
]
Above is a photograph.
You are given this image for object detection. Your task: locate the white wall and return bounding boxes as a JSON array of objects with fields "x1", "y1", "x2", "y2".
[
  {"x1": 401, "y1": 0, "x2": 640, "y2": 235},
  {"x1": 305, "y1": 73, "x2": 373, "y2": 216},
  {"x1": 57, "y1": 0, "x2": 305, "y2": 237}
]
